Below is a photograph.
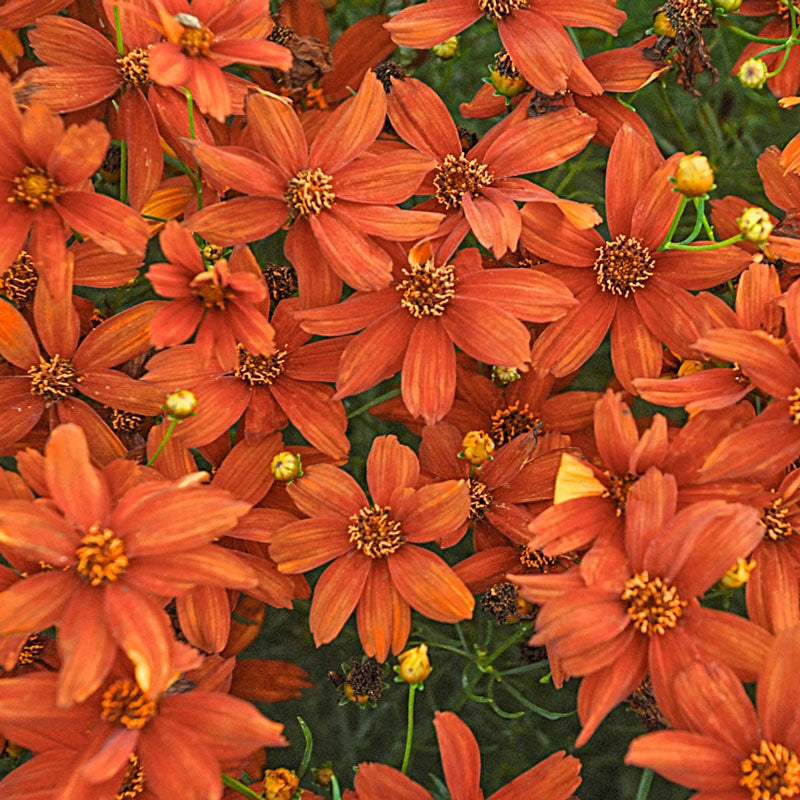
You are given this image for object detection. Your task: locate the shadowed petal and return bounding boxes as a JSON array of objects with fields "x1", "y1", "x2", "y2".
[
  {"x1": 401, "y1": 481, "x2": 469, "y2": 543},
  {"x1": 287, "y1": 463, "x2": 368, "y2": 518},
  {"x1": 434, "y1": 712, "x2": 482, "y2": 800},
  {"x1": 356, "y1": 558, "x2": 410, "y2": 662},
  {"x1": 186, "y1": 196, "x2": 289, "y2": 245},
  {"x1": 402, "y1": 317, "x2": 456, "y2": 424},
  {"x1": 610, "y1": 299, "x2": 662, "y2": 394},
  {"x1": 758, "y1": 626, "x2": 800, "y2": 745},
  {"x1": 384, "y1": 0, "x2": 480, "y2": 50},
  {"x1": 488, "y1": 751, "x2": 582, "y2": 800},
  {"x1": 367, "y1": 435, "x2": 419, "y2": 506},
  {"x1": 270, "y1": 518, "x2": 352, "y2": 573}
]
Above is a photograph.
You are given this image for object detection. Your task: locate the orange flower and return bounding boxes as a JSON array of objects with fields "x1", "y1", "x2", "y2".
[
  {"x1": 269, "y1": 435, "x2": 473, "y2": 661},
  {"x1": 355, "y1": 711, "x2": 581, "y2": 800}
]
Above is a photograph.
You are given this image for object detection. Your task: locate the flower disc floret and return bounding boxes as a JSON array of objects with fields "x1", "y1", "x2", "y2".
[
  {"x1": 594, "y1": 235, "x2": 656, "y2": 297},
  {"x1": 0, "y1": 251, "x2": 37, "y2": 304},
  {"x1": 739, "y1": 740, "x2": 800, "y2": 800},
  {"x1": 117, "y1": 48, "x2": 150, "y2": 88},
  {"x1": 75, "y1": 524, "x2": 129, "y2": 586},
  {"x1": 467, "y1": 478, "x2": 493, "y2": 520},
  {"x1": 477, "y1": 0, "x2": 529, "y2": 19},
  {"x1": 603, "y1": 472, "x2": 639, "y2": 515},
  {"x1": 174, "y1": 13, "x2": 215, "y2": 56},
  {"x1": 117, "y1": 754, "x2": 145, "y2": 799},
  {"x1": 397, "y1": 259, "x2": 456, "y2": 317},
  {"x1": 489, "y1": 402, "x2": 540, "y2": 446},
  {"x1": 433, "y1": 153, "x2": 494, "y2": 209},
  {"x1": 235, "y1": 345, "x2": 287, "y2": 385},
  {"x1": 348, "y1": 504, "x2": 404, "y2": 559},
  {"x1": 101, "y1": 680, "x2": 157, "y2": 729},
  {"x1": 27, "y1": 355, "x2": 79, "y2": 401},
  {"x1": 10, "y1": 166, "x2": 62, "y2": 210},
  {"x1": 622, "y1": 570, "x2": 687, "y2": 636},
  {"x1": 664, "y1": 0, "x2": 715, "y2": 31},
  {"x1": 760, "y1": 496, "x2": 793, "y2": 541},
  {"x1": 285, "y1": 168, "x2": 335, "y2": 216}
]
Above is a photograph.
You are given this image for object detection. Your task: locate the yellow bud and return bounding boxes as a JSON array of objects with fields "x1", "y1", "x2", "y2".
[
  {"x1": 677, "y1": 358, "x2": 706, "y2": 377},
  {"x1": 460, "y1": 430, "x2": 495, "y2": 465},
  {"x1": 314, "y1": 765, "x2": 335, "y2": 788},
  {"x1": 270, "y1": 451, "x2": 302, "y2": 482},
  {"x1": 397, "y1": 643, "x2": 431, "y2": 684},
  {"x1": 675, "y1": 153, "x2": 715, "y2": 197},
  {"x1": 489, "y1": 70, "x2": 526, "y2": 98},
  {"x1": 738, "y1": 207, "x2": 774, "y2": 244},
  {"x1": 263, "y1": 768, "x2": 300, "y2": 800},
  {"x1": 719, "y1": 556, "x2": 756, "y2": 589},
  {"x1": 653, "y1": 10, "x2": 677, "y2": 37},
  {"x1": 714, "y1": 0, "x2": 742, "y2": 11},
  {"x1": 492, "y1": 365, "x2": 522, "y2": 384},
  {"x1": 163, "y1": 389, "x2": 197, "y2": 420},
  {"x1": 343, "y1": 682, "x2": 370, "y2": 705},
  {"x1": 738, "y1": 58, "x2": 768, "y2": 90},
  {"x1": 432, "y1": 36, "x2": 459, "y2": 59}
]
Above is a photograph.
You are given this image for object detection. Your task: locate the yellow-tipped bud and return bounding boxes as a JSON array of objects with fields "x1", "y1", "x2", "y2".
[
  {"x1": 164, "y1": 389, "x2": 197, "y2": 420},
  {"x1": 738, "y1": 207, "x2": 774, "y2": 244},
  {"x1": 432, "y1": 36, "x2": 459, "y2": 60},
  {"x1": 460, "y1": 430, "x2": 495, "y2": 465},
  {"x1": 720, "y1": 556, "x2": 756, "y2": 589},
  {"x1": 263, "y1": 768, "x2": 300, "y2": 800},
  {"x1": 652, "y1": 10, "x2": 677, "y2": 37},
  {"x1": 714, "y1": 0, "x2": 742, "y2": 11},
  {"x1": 675, "y1": 153, "x2": 715, "y2": 197},
  {"x1": 397, "y1": 643, "x2": 431, "y2": 684},
  {"x1": 738, "y1": 58, "x2": 769, "y2": 90},
  {"x1": 270, "y1": 451, "x2": 302, "y2": 482},
  {"x1": 492, "y1": 365, "x2": 522, "y2": 385}
]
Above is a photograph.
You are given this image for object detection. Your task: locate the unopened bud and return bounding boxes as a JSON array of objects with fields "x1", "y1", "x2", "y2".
[
  {"x1": 738, "y1": 58, "x2": 768, "y2": 90},
  {"x1": 263, "y1": 768, "x2": 300, "y2": 800},
  {"x1": 460, "y1": 430, "x2": 495, "y2": 465},
  {"x1": 652, "y1": 10, "x2": 677, "y2": 37},
  {"x1": 432, "y1": 36, "x2": 458, "y2": 60},
  {"x1": 714, "y1": 0, "x2": 742, "y2": 11},
  {"x1": 396, "y1": 643, "x2": 431, "y2": 684},
  {"x1": 270, "y1": 451, "x2": 302, "y2": 482},
  {"x1": 489, "y1": 51, "x2": 527, "y2": 98},
  {"x1": 492, "y1": 365, "x2": 521, "y2": 384},
  {"x1": 313, "y1": 764, "x2": 335, "y2": 788},
  {"x1": 719, "y1": 556, "x2": 756, "y2": 589},
  {"x1": 675, "y1": 153, "x2": 715, "y2": 197},
  {"x1": 164, "y1": 389, "x2": 196, "y2": 420},
  {"x1": 738, "y1": 207, "x2": 774, "y2": 244}
]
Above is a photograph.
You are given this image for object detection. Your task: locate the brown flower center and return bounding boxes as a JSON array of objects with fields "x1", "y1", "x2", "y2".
[
  {"x1": 468, "y1": 478, "x2": 493, "y2": 520},
  {"x1": 28, "y1": 354, "x2": 79, "y2": 401},
  {"x1": 603, "y1": 472, "x2": 638, "y2": 515},
  {"x1": 285, "y1": 167, "x2": 335, "y2": 216},
  {"x1": 664, "y1": 0, "x2": 715, "y2": 31},
  {"x1": 75, "y1": 524, "x2": 128, "y2": 586},
  {"x1": 117, "y1": 47, "x2": 150, "y2": 88},
  {"x1": 116, "y1": 753, "x2": 145, "y2": 799},
  {"x1": 434, "y1": 153, "x2": 493, "y2": 209},
  {"x1": 0, "y1": 250, "x2": 37, "y2": 305},
  {"x1": 490, "y1": 402, "x2": 541, "y2": 447},
  {"x1": 373, "y1": 59, "x2": 408, "y2": 92},
  {"x1": 10, "y1": 166, "x2": 62, "y2": 210},
  {"x1": 519, "y1": 546, "x2": 577, "y2": 572},
  {"x1": 101, "y1": 680, "x2": 156, "y2": 730},
  {"x1": 760, "y1": 496, "x2": 793, "y2": 542},
  {"x1": 347, "y1": 505, "x2": 404, "y2": 559},
  {"x1": 788, "y1": 388, "x2": 800, "y2": 425},
  {"x1": 740, "y1": 740, "x2": 800, "y2": 800},
  {"x1": 594, "y1": 235, "x2": 656, "y2": 297},
  {"x1": 16, "y1": 634, "x2": 46, "y2": 666},
  {"x1": 235, "y1": 344, "x2": 287, "y2": 385},
  {"x1": 262, "y1": 263, "x2": 298, "y2": 303},
  {"x1": 622, "y1": 570, "x2": 687, "y2": 636},
  {"x1": 109, "y1": 409, "x2": 146, "y2": 433},
  {"x1": 175, "y1": 13, "x2": 215, "y2": 56},
  {"x1": 477, "y1": 0, "x2": 528, "y2": 19},
  {"x1": 190, "y1": 268, "x2": 235, "y2": 310},
  {"x1": 397, "y1": 259, "x2": 455, "y2": 318}
]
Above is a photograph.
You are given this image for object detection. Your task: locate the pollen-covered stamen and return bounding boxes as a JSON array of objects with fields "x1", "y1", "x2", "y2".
[
  {"x1": 117, "y1": 47, "x2": 150, "y2": 88},
  {"x1": 190, "y1": 268, "x2": 235, "y2": 310},
  {"x1": 109, "y1": 409, "x2": 146, "y2": 433},
  {"x1": 10, "y1": 166, "x2": 62, "y2": 210},
  {"x1": 75, "y1": 524, "x2": 128, "y2": 586},
  {"x1": 739, "y1": 740, "x2": 800, "y2": 800},
  {"x1": 664, "y1": 0, "x2": 715, "y2": 32},
  {"x1": 235, "y1": 344, "x2": 287, "y2": 386},
  {"x1": 760, "y1": 496, "x2": 793, "y2": 542},
  {"x1": 477, "y1": 0, "x2": 528, "y2": 19},
  {"x1": 490, "y1": 402, "x2": 541, "y2": 447},
  {"x1": 602, "y1": 472, "x2": 639, "y2": 515},
  {"x1": 788, "y1": 388, "x2": 800, "y2": 425},
  {"x1": 397, "y1": 259, "x2": 455, "y2": 318},
  {"x1": 467, "y1": 478, "x2": 493, "y2": 520},
  {"x1": 16, "y1": 634, "x2": 45, "y2": 666},
  {"x1": 594, "y1": 235, "x2": 656, "y2": 297},
  {"x1": 0, "y1": 250, "x2": 37, "y2": 305},
  {"x1": 175, "y1": 13, "x2": 215, "y2": 56},
  {"x1": 519, "y1": 547, "x2": 577, "y2": 572},
  {"x1": 101, "y1": 680, "x2": 157, "y2": 730},
  {"x1": 433, "y1": 153, "x2": 494, "y2": 209},
  {"x1": 27, "y1": 354, "x2": 79, "y2": 401},
  {"x1": 116, "y1": 753, "x2": 146, "y2": 799},
  {"x1": 285, "y1": 167, "x2": 335, "y2": 216},
  {"x1": 622, "y1": 570, "x2": 687, "y2": 636},
  {"x1": 347, "y1": 505, "x2": 404, "y2": 559}
]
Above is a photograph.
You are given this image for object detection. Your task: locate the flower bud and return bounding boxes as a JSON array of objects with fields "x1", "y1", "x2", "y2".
[
  {"x1": 164, "y1": 389, "x2": 197, "y2": 420},
  {"x1": 460, "y1": 430, "x2": 495, "y2": 465},
  {"x1": 738, "y1": 58, "x2": 768, "y2": 90},
  {"x1": 314, "y1": 764, "x2": 335, "y2": 788},
  {"x1": 263, "y1": 768, "x2": 300, "y2": 800},
  {"x1": 270, "y1": 451, "x2": 302, "y2": 481},
  {"x1": 719, "y1": 556, "x2": 756, "y2": 589},
  {"x1": 714, "y1": 0, "x2": 742, "y2": 11},
  {"x1": 652, "y1": 10, "x2": 677, "y2": 37},
  {"x1": 492, "y1": 365, "x2": 522, "y2": 384},
  {"x1": 675, "y1": 153, "x2": 715, "y2": 197},
  {"x1": 738, "y1": 207, "x2": 774, "y2": 244},
  {"x1": 432, "y1": 36, "x2": 458, "y2": 59},
  {"x1": 489, "y1": 52, "x2": 527, "y2": 98},
  {"x1": 397, "y1": 643, "x2": 431, "y2": 684}
]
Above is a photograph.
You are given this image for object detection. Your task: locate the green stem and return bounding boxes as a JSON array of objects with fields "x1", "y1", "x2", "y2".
[
  {"x1": 481, "y1": 624, "x2": 530, "y2": 669},
  {"x1": 658, "y1": 82, "x2": 693, "y2": 152},
  {"x1": 346, "y1": 387, "x2": 401, "y2": 420},
  {"x1": 182, "y1": 87, "x2": 196, "y2": 139},
  {"x1": 635, "y1": 768, "x2": 654, "y2": 800},
  {"x1": 331, "y1": 775, "x2": 342, "y2": 800},
  {"x1": 222, "y1": 774, "x2": 263, "y2": 800},
  {"x1": 719, "y1": 19, "x2": 788, "y2": 44},
  {"x1": 113, "y1": 6, "x2": 124, "y2": 56},
  {"x1": 400, "y1": 683, "x2": 419, "y2": 774},
  {"x1": 146, "y1": 418, "x2": 178, "y2": 467},
  {"x1": 665, "y1": 233, "x2": 744, "y2": 251},
  {"x1": 765, "y1": 43, "x2": 794, "y2": 79},
  {"x1": 660, "y1": 194, "x2": 688, "y2": 250},
  {"x1": 674, "y1": 196, "x2": 706, "y2": 246},
  {"x1": 119, "y1": 138, "x2": 128, "y2": 205},
  {"x1": 425, "y1": 641, "x2": 470, "y2": 657},
  {"x1": 296, "y1": 717, "x2": 313, "y2": 779}
]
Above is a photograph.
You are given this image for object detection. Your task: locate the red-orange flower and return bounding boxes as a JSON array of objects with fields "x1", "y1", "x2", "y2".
[
  {"x1": 269, "y1": 435, "x2": 473, "y2": 661},
  {"x1": 355, "y1": 711, "x2": 581, "y2": 800}
]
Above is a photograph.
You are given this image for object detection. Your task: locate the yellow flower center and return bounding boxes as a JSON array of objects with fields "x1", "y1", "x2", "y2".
[
  {"x1": 739, "y1": 740, "x2": 800, "y2": 800},
  {"x1": 433, "y1": 152, "x2": 494, "y2": 209},
  {"x1": 27, "y1": 354, "x2": 79, "y2": 402},
  {"x1": 190, "y1": 268, "x2": 235, "y2": 310},
  {"x1": 101, "y1": 680, "x2": 157, "y2": 730},
  {"x1": 285, "y1": 167, "x2": 335, "y2": 216},
  {"x1": 397, "y1": 258, "x2": 455, "y2": 318},
  {"x1": 0, "y1": 250, "x2": 37, "y2": 305},
  {"x1": 10, "y1": 166, "x2": 62, "y2": 210},
  {"x1": 602, "y1": 472, "x2": 639, "y2": 515},
  {"x1": 263, "y1": 768, "x2": 300, "y2": 800},
  {"x1": 664, "y1": 0, "x2": 715, "y2": 32},
  {"x1": 467, "y1": 478, "x2": 493, "y2": 520},
  {"x1": 116, "y1": 753, "x2": 146, "y2": 799},
  {"x1": 75, "y1": 524, "x2": 128, "y2": 586},
  {"x1": 489, "y1": 402, "x2": 541, "y2": 447},
  {"x1": 594, "y1": 235, "x2": 656, "y2": 297},
  {"x1": 760, "y1": 496, "x2": 793, "y2": 541},
  {"x1": 16, "y1": 634, "x2": 45, "y2": 666},
  {"x1": 175, "y1": 13, "x2": 215, "y2": 56},
  {"x1": 622, "y1": 570, "x2": 687, "y2": 636},
  {"x1": 788, "y1": 388, "x2": 800, "y2": 425},
  {"x1": 347, "y1": 505, "x2": 404, "y2": 559},
  {"x1": 477, "y1": 0, "x2": 528, "y2": 19},
  {"x1": 519, "y1": 546, "x2": 576, "y2": 572},
  {"x1": 461, "y1": 429, "x2": 495, "y2": 465},
  {"x1": 117, "y1": 47, "x2": 150, "y2": 88},
  {"x1": 235, "y1": 344, "x2": 287, "y2": 385}
]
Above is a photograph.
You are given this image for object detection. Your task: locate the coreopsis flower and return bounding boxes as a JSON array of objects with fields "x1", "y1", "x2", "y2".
[
  {"x1": 296, "y1": 244, "x2": 577, "y2": 425},
  {"x1": 147, "y1": 222, "x2": 275, "y2": 370},
  {"x1": 626, "y1": 627, "x2": 800, "y2": 800},
  {"x1": 269, "y1": 435, "x2": 473, "y2": 661},
  {"x1": 0, "y1": 423, "x2": 258, "y2": 707},
  {"x1": 514, "y1": 466, "x2": 770, "y2": 746},
  {"x1": 522, "y1": 124, "x2": 750, "y2": 393},
  {"x1": 188, "y1": 72, "x2": 442, "y2": 307},
  {"x1": 143, "y1": 297, "x2": 350, "y2": 458},
  {"x1": 384, "y1": 0, "x2": 625, "y2": 96},
  {"x1": 355, "y1": 710, "x2": 581, "y2": 799},
  {"x1": 386, "y1": 77, "x2": 600, "y2": 260},
  {"x1": 0, "y1": 74, "x2": 147, "y2": 280}
]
